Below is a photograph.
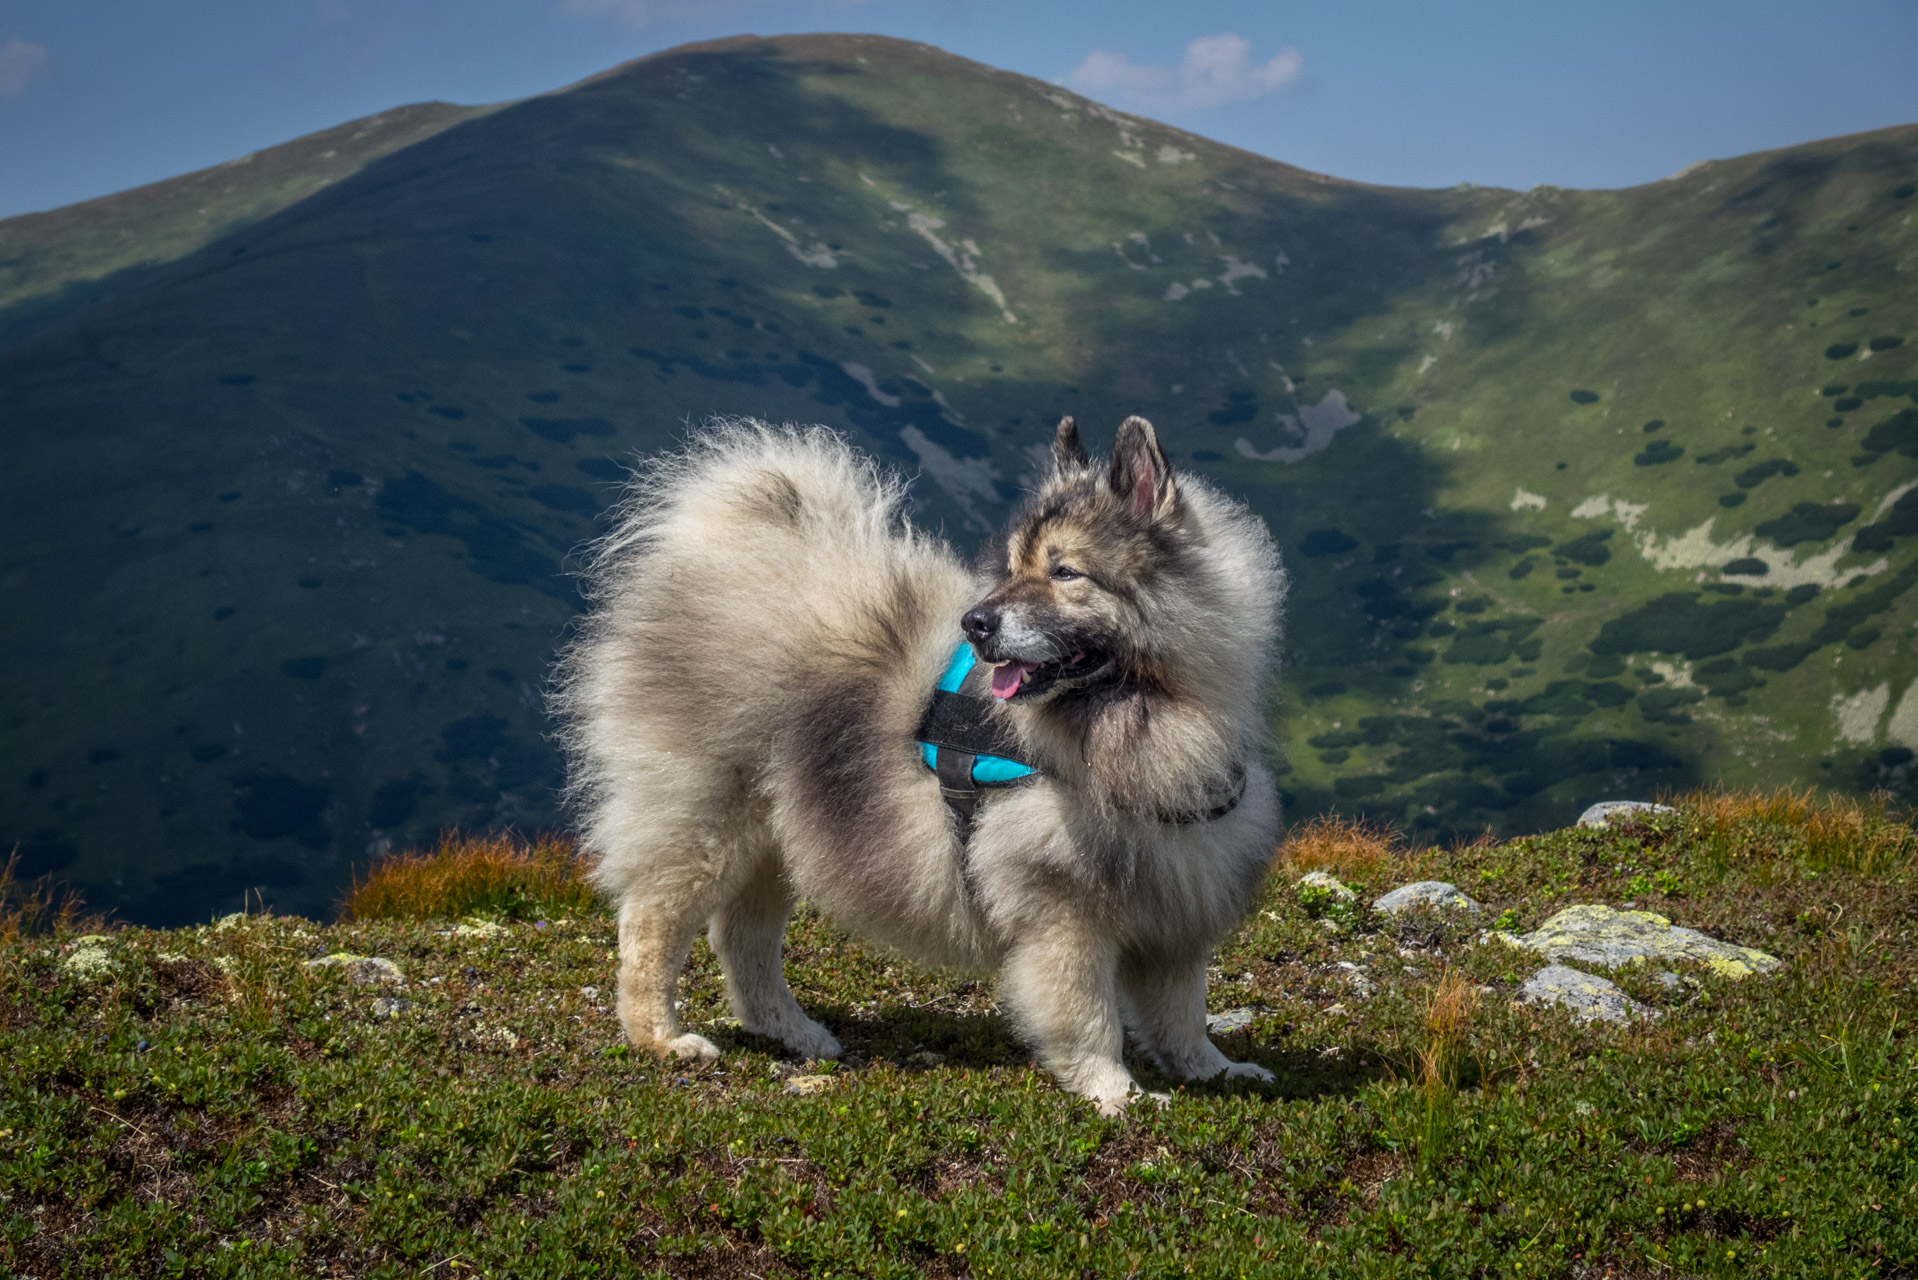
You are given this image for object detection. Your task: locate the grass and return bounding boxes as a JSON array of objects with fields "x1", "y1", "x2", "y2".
[
  {"x1": 4, "y1": 793, "x2": 1916, "y2": 1277},
  {"x1": 340, "y1": 832, "x2": 597, "y2": 924},
  {"x1": 0, "y1": 850, "x2": 101, "y2": 942}
]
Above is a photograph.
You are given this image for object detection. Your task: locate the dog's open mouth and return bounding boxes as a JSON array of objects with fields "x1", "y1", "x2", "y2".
[{"x1": 990, "y1": 649, "x2": 1108, "y2": 700}]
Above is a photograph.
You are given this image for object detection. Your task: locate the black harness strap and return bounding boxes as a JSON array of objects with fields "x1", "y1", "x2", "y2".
[
  {"x1": 918, "y1": 689, "x2": 1030, "y2": 762},
  {"x1": 934, "y1": 746, "x2": 981, "y2": 840}
]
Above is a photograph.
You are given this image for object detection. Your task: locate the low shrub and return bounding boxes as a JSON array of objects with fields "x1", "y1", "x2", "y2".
[
  {"x1": 342, "y1": 832, "x2": 600, "y2": 922},
  {"x1": 1276, "y1": 814, "x2": 1410, "y2": 887}
]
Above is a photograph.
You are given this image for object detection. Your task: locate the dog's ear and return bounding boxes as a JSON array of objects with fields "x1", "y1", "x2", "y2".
[
  {"x1": 1108, "y1": 415, "x2": 1178, "y2": 521},
  {"x1": 1051, "y1": 416, "x2": 1090, "y2": 475}
]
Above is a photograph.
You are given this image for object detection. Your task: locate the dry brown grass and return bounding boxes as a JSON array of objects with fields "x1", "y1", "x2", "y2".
[
  {"x1": 1420, "y1": 969, "x2": 1479, "y2": 1091},
  {"x1": 0, "y1": 849, "x2": 102, "y2": 940},
  {"x1": 1413, "y1": 968, "x2": 1480, "y2": 1169},
  {"x1": 1274, "y1": 814, "x2": 1414, "y2": 885},
  {"x1": 341, "y1": 831, "x2": 600, "y2": 922},
  {"x1": 1663, "y1": 785, "x2": 1917, "y2": 876}
]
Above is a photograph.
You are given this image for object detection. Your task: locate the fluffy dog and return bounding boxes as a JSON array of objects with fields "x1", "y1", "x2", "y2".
[{"x1": 555, "y1": 416, "x2": 1285, "y2": 1112}]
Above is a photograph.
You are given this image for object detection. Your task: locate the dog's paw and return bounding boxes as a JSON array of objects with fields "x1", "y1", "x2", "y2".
[
  {"x1": 1094, "y1": 1088, "x2": 1171, "y2": 1117},
  {"x1": 1222, "y1": 1059, "x2": 1274, "y2": 1083},
  {"x1": 783, "y1": 1021, "x2": 843, "y2": 1062},
  {"x1": 663, "y1": 1032, "x2": 722, "y2": 1061}
]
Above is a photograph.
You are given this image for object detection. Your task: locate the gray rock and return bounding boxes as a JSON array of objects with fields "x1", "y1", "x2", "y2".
[
  {"x1": 1296, "y1": 871, "x2": 1357, "y2": 902},
  {"x1": 1507, "y1": 905, "x2": 1779, "y2": 978},
  {"x1": 305, "y1": 953, "x2": 405, "y2": 986},
  {"x1": 1519, "y1": 964, "x2": 1656, "y2": 1024},
  {"x1": 370, "y1": 997, "x2": 413, "y2": 1018},
  {"x1": 1333, "y1": 961, "x2": 1374, "y2": 997},
  {"x1": 1576, "y1": 800, "x2": 1676, "y2": 829},
  {"x1": 1206, "y1": 1007, "x2": 1256, "y2": 1034},
  {"x1": 1372, "y1": 881, "x2": 1481, "y2": 915}
]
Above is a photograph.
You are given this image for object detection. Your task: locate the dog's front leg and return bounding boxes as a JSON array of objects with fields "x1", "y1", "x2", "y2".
[
  {"x1": 1120, "y1": 951, "x2": 1274, "y2": 1086},
  {"x1": 998, "y1": 922, "x2": 1143, "y2": 1115}
]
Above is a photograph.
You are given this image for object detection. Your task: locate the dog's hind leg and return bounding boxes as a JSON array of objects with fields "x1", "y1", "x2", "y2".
[
  {"x1": 708, "y1": 851, "x2": 842, "y2": 1060},
  {"x1": 1119, "y1": 950, "x2": 1274, "y2": 1085},
  {"x1": 616, "y1": 890, "x2": 726, "y2": 1061}
]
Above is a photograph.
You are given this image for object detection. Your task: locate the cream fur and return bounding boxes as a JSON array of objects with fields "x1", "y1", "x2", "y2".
[{"x1": 554, "y1": 420, "x2": 1286, "y2": 1112}]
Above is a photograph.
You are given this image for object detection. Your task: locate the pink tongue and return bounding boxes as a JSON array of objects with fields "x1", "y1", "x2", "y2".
[{"x1": 990, "y1": 662, "x2": 1033, "y2": 699}]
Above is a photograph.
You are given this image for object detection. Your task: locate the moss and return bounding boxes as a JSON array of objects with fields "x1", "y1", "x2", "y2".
[
  {"x1": 1744, "y1": 642, "x2": 1819, "y2": 672},
  {"x1": 1734, "y1": 458, "x2": 1801, "y2": 489},
  {"x1": 519, "y1": 417, "x2": 616, "y2": 443},
  {"x1": 229, "y1": 770, "x2": 331, "y2": 847},
  {"x1": 1637, "y1": 686, "x2": 1704, "y2": 724},
  {"x1": 1695, "y1": 442, "x2": 1757, "y2": 465},
  {"x1": 1860, "y1": 408, "x2": 1918, "y2": 457},
  {"x1": 1590, "y1": 593, "x2": 1787, "y2": 659},
  {"x1": 1207, "y1": 389, "x2": 1259, "y2": 427},
  {"x1": 1754, "y1": 502, "x2": 1860, "y2": 548},
  {"x1": 1555, "y1": 529, "x2": 1613, "y2": 565},
  {"x1": 1300, "y1": 528, "x2": 1358, "y2": 557}
]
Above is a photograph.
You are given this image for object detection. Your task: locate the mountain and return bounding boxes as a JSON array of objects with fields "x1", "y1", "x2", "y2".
[{"x1": 2, "y1": 34, "x2": 1914, "y2": 925}]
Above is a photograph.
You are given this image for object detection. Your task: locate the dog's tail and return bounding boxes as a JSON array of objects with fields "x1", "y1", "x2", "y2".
[
  {"x1": 554, "y1": 420, "x2": 970, "y2": 845},
  {"x1": 578, "y1": 419, "x2": 919, "y2": 599}
]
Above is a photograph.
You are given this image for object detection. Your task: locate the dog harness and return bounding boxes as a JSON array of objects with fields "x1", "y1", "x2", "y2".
[{"x1": 913, "y1": 641, "x2": 1248, "y2": 838}]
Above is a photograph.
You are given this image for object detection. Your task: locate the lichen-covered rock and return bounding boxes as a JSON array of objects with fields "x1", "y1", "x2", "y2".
[
  {"x1": 1296, "y1": 871, "x2": 1357, "y2": 902},
  {"x1": 1519, "y1": 964, "x2": 1656, "y2": 1024},
  {"x1": 1576, "y1": 801, "x2": 1676, "y2": 829},
  {"x1": 1509, "y1": 905, "x2": 1779, "y2": 977},
  {"x1": 453, "y1": 919, "x2": 506, "y2": 939},
  {"x1": 305, "y1": 953, "x2": 405, "y2": 985},
  {"x1": 1373, "y1": 881, "x2": 1481, "y2": 915},
  {"x1": 784, "y1": 1074, "x2": 835, "y2": 1096},
  {"x1": 370, "y1": 997, "x2": 413, "y2": 1018},
  {"x1": 1206, "y1": 1007, "x2": 1255, "y2": 1034}
]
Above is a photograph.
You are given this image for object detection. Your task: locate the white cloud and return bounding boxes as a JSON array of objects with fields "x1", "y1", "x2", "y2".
[
  {"x1": 1062, "y1": 33, "x2": 1301, "y2": 113},
  {"x1": 0, "y1": 37, "x2": 49, "y2": 98}
]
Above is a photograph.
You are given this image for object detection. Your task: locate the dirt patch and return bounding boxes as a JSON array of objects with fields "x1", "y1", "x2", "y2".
[{"x1": 1670, "y1": 1118, "x2": 1751, "y2": 1183}]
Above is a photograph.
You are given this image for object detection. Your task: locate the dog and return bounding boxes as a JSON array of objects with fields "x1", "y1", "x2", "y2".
[{"x1": 555, "y1": 415, "x2": 1286, "y2": 1112}]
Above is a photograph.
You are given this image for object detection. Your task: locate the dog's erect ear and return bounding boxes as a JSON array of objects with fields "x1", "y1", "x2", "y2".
[
  {"x1": 1108, "y1": 415, "x2": 1177, "y2": 521},
  {"x1": 1052, "y1": 416, "x2": 1090, "y2": 474}
]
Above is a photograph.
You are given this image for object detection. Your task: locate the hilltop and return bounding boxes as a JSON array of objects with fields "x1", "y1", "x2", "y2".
[
  {"x1": 0, "y1": 34, "x2": 1914, "y2": 924},
  {"x1": 6, "y1": 795, "x2": 1914, "y2": 1275}
]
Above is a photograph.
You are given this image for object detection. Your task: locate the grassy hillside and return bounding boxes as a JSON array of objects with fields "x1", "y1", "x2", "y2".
[
  {"x1": 0, "y1": 34, "x2": 1914, "y2": 925},
  {"x1": 5, "y1": 795, "x2": 1913, "y2": 1276}
]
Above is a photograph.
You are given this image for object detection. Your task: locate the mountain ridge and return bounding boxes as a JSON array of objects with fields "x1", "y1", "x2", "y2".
[{"x1": 2, "y1": 33, "x2": 1913, "y2": 925}]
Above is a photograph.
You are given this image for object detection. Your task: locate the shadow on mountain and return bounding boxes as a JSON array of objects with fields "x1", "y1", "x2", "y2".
[{"x1": 2, "y1": 37, "x2": 1897, "y2": 926}]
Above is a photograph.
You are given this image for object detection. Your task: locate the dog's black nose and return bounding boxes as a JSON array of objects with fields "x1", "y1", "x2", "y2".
[{"x1": 961, "y1": 606, "x2": 999, "y2": 644}]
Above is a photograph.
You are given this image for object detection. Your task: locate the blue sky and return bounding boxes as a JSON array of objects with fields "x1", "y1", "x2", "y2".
[{"x1": 2, "y1": 0, "x2": 1914, "y2": 220}]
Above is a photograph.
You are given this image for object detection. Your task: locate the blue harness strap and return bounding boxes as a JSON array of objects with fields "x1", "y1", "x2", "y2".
[
  {"x1": 916, "y1": 643, "x2": 1037, "y2": 786},
  {"x1": 913, "y1": 642, "x2": 1247, "y2": 841}
]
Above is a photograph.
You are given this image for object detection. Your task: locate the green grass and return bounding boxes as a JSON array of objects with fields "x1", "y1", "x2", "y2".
[{"x1": 7, "y1": 795, "x2": 1914, "y2": 1277}]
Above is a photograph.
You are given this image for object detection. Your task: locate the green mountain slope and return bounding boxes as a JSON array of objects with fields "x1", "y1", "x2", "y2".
[{"x1": 2, "y1": 34, "x2": 1914, "y2": 925}]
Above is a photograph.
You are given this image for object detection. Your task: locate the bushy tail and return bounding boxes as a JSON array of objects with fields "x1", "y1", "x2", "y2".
[{"x1": 577, "y1": 419, "x2": 916, "y2": 608}]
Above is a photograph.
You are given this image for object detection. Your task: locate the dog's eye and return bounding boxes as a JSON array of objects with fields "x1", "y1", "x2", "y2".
[{"x1": 1049, "y1": 565, "x2": 1081, "y2": 581}]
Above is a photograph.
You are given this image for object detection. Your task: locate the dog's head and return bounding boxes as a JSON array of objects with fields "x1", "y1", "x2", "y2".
[{"x1": 963, "y1": 415, "x2": 1191, "y2": 704}]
